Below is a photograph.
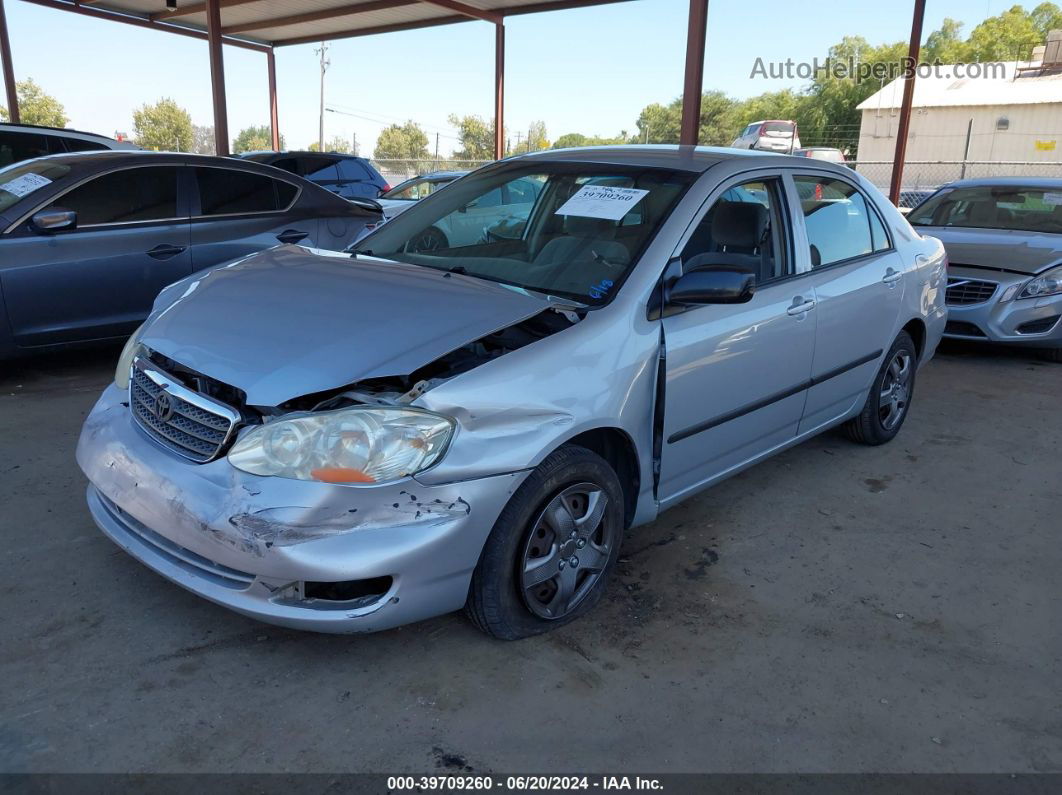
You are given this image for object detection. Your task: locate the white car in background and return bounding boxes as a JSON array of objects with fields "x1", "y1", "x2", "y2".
[
  {"x1": 370, "y1": 174, "x2": 544, "y2": 252},
  {"x1": 731, "y1": 120, "x2": 800, "y2": 153}
]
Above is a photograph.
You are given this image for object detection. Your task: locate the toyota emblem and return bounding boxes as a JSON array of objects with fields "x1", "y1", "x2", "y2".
[{"x1": 153, "y1": 392, "x2": 175, "y2": 423}]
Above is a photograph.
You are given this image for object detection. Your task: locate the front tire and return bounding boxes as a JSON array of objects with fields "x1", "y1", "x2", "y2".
[
  {"x1": 466, "y1": 446, "x2": 624, "y2": 640},
  {"x1": 411, "y1": 226, "x2": 447, "y2": 253},
  {"x1": 1037, "y1": 347, "x2": 1062, "y2": 363},
  {"x1": 843, "y1": 331, "x2": 918, "y2": 446}
]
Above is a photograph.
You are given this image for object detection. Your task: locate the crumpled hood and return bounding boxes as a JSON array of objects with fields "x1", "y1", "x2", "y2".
[
  {"x1": 141, "y1": 246, "x2": 547, "y2": 406},
  {"x1": 919, "y1": 226, "x2": 1062, "y2": 275}
]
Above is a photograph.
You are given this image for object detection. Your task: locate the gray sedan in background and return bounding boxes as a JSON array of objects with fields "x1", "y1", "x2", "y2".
[
  {"x1": 0, "y1": 151, "x2": 380, "y2": 358},
  {"x1": 77, "y1": 146, "x2": 946, "y2": 639},
  {"x1": 908, "y1": 178, "x2": 1062, "y2": 361}
]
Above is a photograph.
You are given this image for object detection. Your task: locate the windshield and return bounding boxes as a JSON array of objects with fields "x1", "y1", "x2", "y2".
[
  {"x1": 0, "y1": 160, "x2": 71, "y2": 215},
  {"x1": 908, "y1": 185, "x2": 1062, "y2": 234},
  {"x1": 356, "y1": 162, "x2": 693, "y2": 305}
]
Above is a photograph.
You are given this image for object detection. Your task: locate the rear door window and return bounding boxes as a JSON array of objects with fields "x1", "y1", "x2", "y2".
[
  {"x1": 54, "y1": 166, "x2": 180, "y2": 226},
  {"x1": 337, "y1": 159, "x2": 372, "y2": 181},
  {"x1": 300, "y1": 156, "x2": 339, "y2": 183},
  {"x1": 794, "y1": 176, "x2": 877, "y2": 267},
  {"x1": 194, "y1": 167, "x2": 295, "y2": 215},
  {"x1": 0, "y1": 132, "x2": 51, "y2": 168}
]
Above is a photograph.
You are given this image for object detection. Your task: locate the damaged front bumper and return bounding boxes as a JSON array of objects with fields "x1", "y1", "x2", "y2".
[{"x1": 77, "y1": 385, "x2": 528, "y2": 633}]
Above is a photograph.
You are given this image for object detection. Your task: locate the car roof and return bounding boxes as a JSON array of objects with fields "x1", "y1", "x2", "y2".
[
  {"x1": 511, "y1": 145, "x2": 841, "y2": 174},
  {"x1": 417, "y1": 170, "x2": 468, "y2": 180},
  {"x1": 0, "y1": 121, "x2": 123, "y2": 141},
  {"x1": 941, "y1": 177, "x2": 1062, "y2": 189},
  {"x1": 241, "y1": 150, "x2": 366, "y2": 160}
]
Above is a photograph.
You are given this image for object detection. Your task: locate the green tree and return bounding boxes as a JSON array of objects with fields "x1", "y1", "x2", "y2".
[
  {"x1": 448, "y1": 113, "x2": 498, "y2": 160},
  {"x1": 523, "y1": 120, "x2": 549, "y2": 152},
  {"x1": 133, "y1": 98, "x2": 193, "y2": 152},
  {"x1": 1030, "y1": 2, "x2": 1062, "y2": 40},
  {"x1": 967, "y1": 4, "x2": 1043, "y2": 61},
  {"x1": 373, "y1": 121, "x2": 430, "y2": 168},
  {"x1": 924, "y1": 18, "x2": 972, "y2": 64},
  {"x1": 232, "y1": 124, "x2": 283, "y2": 153},
  {"x1": 0, "y1": 79, "x2": 68, "y2": 126},
  {"x1": 308, "y1": 135, "x2": 351, "y2": 153},
  {"x1": 191, "y1": 125, "x2": 215, "y2": 155}
]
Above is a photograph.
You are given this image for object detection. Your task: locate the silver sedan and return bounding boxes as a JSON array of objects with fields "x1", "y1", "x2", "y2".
[
  {"x1": 77, "y1": 146, "x2": 946, "y2": 638},
  {"x1": 908, "y1": 178, "x2": 1062, "y2": 362}
]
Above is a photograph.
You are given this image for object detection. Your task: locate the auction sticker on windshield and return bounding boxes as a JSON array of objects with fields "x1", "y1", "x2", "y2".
[
  {"x1": 556, "y1": 185, "x2": 649, "y2": 221},
  {"x1": 0, "y1": 173, "x2": 52, "y2": 198}
]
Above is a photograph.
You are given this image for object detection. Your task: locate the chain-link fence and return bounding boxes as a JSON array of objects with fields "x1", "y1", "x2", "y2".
[
  {"x1": 371, "y1": 159, "x2": 493, "y2": 186},
  {"x1": 852, "y1": 160, "x2": 1062, "y2": 196}
]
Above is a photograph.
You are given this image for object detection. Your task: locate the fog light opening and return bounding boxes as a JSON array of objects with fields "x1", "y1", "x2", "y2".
[{"x1": 302, "y1": 576, "x2": 393, "y2": 605}]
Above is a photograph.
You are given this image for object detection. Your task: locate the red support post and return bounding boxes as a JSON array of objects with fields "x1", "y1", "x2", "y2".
[
  {"x1": 679, "y1": 0, "x2": 708, "y2": 146},
  {"x1": 206, "y1": 0, "x2": 230, "y2": 156},
  {"x1": 494, "y1": 22, "x2": 504, "y2": 160},
  {"x1": 0, "y1": 0, "x2": 18, "y2": 124},
  {"x1": 268, "y1": 48, "x2": 280, "y2": 150},
  {"x1": 889, "y1": 0, "x2": 927, "y2": 205}
]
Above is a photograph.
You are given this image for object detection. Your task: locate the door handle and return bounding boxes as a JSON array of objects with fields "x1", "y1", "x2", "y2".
[
  {"x1": 882, "y1": 267, "x2": 902, "y2": 285},
  {"x1": 787, "y1": 297, "x2": 816, "y2": 316},
  {"x1": 277, "y1": 229, "x2": 309, "y2": 244},
  {"x1": 147, "y1": 244, "x2": 187, "y2": 260}
]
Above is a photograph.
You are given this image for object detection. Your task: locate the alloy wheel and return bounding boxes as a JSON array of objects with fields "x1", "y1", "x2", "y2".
[{"x1": 879, "y1": 350, "x2": 913, "y2": 430}]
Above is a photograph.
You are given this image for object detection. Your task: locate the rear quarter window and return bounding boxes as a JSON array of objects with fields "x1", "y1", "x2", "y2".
[{"x1": 194, "y1": 167, "x2": 297, "y2": 215}]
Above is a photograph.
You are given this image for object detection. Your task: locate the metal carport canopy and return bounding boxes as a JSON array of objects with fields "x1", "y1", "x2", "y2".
[{"x1": 2, "y1": 0, "x2": 641, "y2": 157}]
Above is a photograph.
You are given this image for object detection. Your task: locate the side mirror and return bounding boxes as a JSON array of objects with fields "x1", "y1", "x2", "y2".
[
  {"x1": 32, "y1": 207, "x2": 77, "y2": 233},
  {"x1": 666, "y1": 267, "x2": 755, "y2": 306}
]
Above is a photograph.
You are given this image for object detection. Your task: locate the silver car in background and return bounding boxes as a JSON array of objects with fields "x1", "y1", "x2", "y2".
[
  {"x1": 77, "y1": 146, "x2": 946, "y2": 639},
  {"x1": 908, "y1": 178, "x2": 1062, "y2": 361}
]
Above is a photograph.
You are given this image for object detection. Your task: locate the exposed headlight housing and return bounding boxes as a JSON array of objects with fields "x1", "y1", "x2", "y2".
[
  {"x1": 1017, "y1": 265, "x2": 1062, "y2": 299},
  {"x1": 114, "y1": 323, "x2": 145, "y2": 390},
  {"x1": 227, "y1": 407, "x2": 454, "y2": 485}
]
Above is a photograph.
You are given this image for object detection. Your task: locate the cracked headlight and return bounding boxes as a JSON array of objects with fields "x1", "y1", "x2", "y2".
[
  {"x1": 227, "y1": 407, "x2": 454, "y2": 485},
  {"x1": 114, "y1": 323, "x2": 144, "y2": 390},
  {"x1": 1017, "y1": 265, "x2": 1062, "y2": 299}
]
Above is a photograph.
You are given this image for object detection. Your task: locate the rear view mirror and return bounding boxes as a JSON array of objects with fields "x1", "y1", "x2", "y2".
[
  {"x1": 32, "y1": 207, "x2": 77, "y2": 233},
  {"x1": 667, "y1": 268, "x2": 755, "y2": 306}
]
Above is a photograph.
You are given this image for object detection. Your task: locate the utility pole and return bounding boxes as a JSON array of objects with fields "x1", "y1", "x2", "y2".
[
  {"x1": 315, "y1": 42, "x2": 329, "y2": 152},
  {"x1": 435, "y1": 132, "x2": 440, "y2": 164},
  {"x1": 352, "y1": 131, "x2": 357, "y2": 156}
]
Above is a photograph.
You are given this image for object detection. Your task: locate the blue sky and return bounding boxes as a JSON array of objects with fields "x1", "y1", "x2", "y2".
[{"x1": 2, "y1": 0, "x2": 1037, "y2": 155}]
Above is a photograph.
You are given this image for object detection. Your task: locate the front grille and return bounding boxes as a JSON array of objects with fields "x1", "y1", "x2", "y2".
[
  {"x1": 944, "y1": 320, "x2": 987, "y2": 337},
  {"x1": 130, "y1": 360, "x2": 238, "y2": 462},
  {"x1": 946, "y1": 277, "x2": 998, "y2": 306},
  {"x1": 1017, "y1": 316, "x2": 1060, "y2": 335}
]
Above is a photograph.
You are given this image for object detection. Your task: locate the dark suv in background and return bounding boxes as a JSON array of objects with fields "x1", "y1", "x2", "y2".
[
  {"x1": 238, "y1": 151, "x2": 389, "y2": 200},
  {"x1": 0, "y1": 122, "x2": 138, "y2": 168}
]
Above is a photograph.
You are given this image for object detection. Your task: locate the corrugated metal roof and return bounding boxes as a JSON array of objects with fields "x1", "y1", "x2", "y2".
[
  {"x1": 857, "y1": 61, "x2": 1062, "y2": 110},
  {"x1": 38, "y1": 0, "x2": 634, "y2": 47}
]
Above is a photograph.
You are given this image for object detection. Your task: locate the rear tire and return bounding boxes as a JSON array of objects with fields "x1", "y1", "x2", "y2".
[
  {"x1": 843, "y1": 331, "x2": 918, "y2": 446},
  {"x1": 466, "y1": 446, "x2": 624, "y2": 640}
]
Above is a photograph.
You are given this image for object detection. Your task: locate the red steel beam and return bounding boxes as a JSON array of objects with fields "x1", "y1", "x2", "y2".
[
  {"x1": 0, "y1": 0, "x2": 18, "y2": 123},
  {"x1": 419, "y1": 0, "x2": 501, "y2": 24},
  {"x1": 18, "y1": 0, "x2": 270, "y2": 51},
  {"x1": 889, "y1": 0, "x2": 927, "y2": 205},
  {"x1": 679, "y1": 0, "x2": 707, "y2": 146},
  {"x1": 225, "y1": 0, "x2": 417, "y2": 35},
  {"x1": 267, "y1": 47, "x2": 279, "y2": 150},
  {"x1": 206, "y1": 0, "x2": 230, "y2": 155},
  {"x1": 503, "y1": 0, "x2": 633, "y2": 15},
  {"x1": 494, "y1": 22, "x2": 504, "y2": 160}
]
